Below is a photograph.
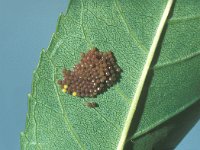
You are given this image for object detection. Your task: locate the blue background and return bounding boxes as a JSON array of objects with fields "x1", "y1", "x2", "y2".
[{"x1": 0, "y1": 0, "x2": 199, "y2": 149}]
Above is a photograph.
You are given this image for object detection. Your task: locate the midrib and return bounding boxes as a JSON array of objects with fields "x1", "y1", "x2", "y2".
[{"x1": 117, "y1": 0, "x2": 175, "y2": 149}]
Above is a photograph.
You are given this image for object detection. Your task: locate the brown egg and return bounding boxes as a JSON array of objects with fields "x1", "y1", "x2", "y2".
[
  {"x1": 57, "y1": 80, "x2": 62, "y2": 85},
  {"x1": 84, "y1": 102, "x2": 98, "y2": 108},
  {"x1": 57, "y1": 47, "x2": 121, "y2": 97}
]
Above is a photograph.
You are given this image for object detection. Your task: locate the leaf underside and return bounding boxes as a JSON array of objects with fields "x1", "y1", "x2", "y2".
[{"x1": 21, "y1": 0, "x2": 200, "y2": 150}]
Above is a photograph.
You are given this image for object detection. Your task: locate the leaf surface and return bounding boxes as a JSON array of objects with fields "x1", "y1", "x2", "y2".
[{"x1": 21, "y1": 0, "x2": 200, "y2": 149}]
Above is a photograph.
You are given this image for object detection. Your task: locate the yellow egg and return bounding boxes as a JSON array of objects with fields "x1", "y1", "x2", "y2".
[
  {"x1": 72, "y1": 92, "x2": 77, "y2": 96},
  {"x1": 63, "y1": 85, "x2": 68, "y2": 89},
  {"x1": 62, "y1": 89, "x2": 67, "y2": 93}
]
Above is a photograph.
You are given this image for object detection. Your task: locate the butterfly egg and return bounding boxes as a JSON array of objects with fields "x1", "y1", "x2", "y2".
[
  {"x1": 57, "y1": 80, "x2": 63, "y2": 85},
  {"x1": 63, "y1": 85, "x2": 68, "y2": 89},
  {"x1": 72, "y1": 92, "x2": 77, "y2": 96},
  {"x1": 84, "y1": 102, "x2": 98, "y2": 108},
  {"x1": 62, "y1": 88, "x2": 67, "y2": 93},
  {"x1": 57, "y1": 47, "x2": 121, "y2": 97}
]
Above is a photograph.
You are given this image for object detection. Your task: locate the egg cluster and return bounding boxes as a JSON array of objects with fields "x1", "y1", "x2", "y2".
[{"x1": 57, "y1": 48, "x2": 121, "y2": 97}]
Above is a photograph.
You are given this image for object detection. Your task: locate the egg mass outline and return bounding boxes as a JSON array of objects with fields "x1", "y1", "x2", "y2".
[{"x1": 57, "y1": 48, "x2": 121, "y2": 97}]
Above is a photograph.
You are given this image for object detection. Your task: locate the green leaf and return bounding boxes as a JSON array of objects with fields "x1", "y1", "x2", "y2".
[{"x1": 20, "y1": 0, "x2": 200, "y2": 149}]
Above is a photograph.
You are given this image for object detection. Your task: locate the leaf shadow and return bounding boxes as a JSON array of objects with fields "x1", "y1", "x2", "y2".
[
  {"x1": 152, "y1": 100, "x2": 200, "y2": 150},
  {"x1": 126, "y1": 97, "x2": 200, "y2": 150},
  {"x1": 124, "y1": 1, "x2": 177, "y2": 149}
]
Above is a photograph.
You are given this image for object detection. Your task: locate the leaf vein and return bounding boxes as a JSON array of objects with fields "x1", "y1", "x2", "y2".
[
  {"x1": 36, "y1": 100, "x2": 62, "y2": 115},
  {"x1": 45, "y1": 52, "x2": 86, "y2": 150},
  {"x1": 80, "y1": 0, "x2": 93, "y2": 48},
  {"x1": 130, "y1": 97, "x2": 200, "y2": 140},
  {"x1": 154, "y1": 50, "x2": 200, "y2": 70},
  {"x1": 169, "y1": 15, "x2": 200, "y2": 24},
  {"x1": 94, "y1": 109, "x2": 121, "y2": 132},
  {"x1": 114, "y1": 0, "x2": 148, "y2": 53},
  {"x1": 114, "y1": 85, "x2": 131, "y2": 103}
]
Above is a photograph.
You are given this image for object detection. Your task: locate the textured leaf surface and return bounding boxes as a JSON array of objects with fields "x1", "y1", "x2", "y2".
[{"x1": 21, "y1": 0, "x2": 200, "y2": 149}]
